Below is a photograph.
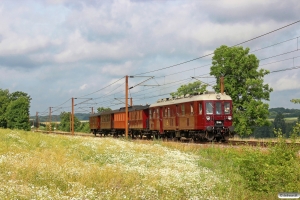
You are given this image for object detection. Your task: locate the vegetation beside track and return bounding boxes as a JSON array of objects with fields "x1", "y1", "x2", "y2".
[{"x1": 0, "y1": 128, "x2": 299, "y2": 199}]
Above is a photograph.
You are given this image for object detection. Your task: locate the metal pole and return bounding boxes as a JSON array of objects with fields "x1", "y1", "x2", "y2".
[
  {"x1": 125, "y1": 75, "x2": 128, "y2": 139},
  {"x1": 91, "y1": 107, "x2": 94, "y2": 114},
  {"x1": 49, "y1": 107, "x2": 52, "y2": 131},
  {"x1": 36, "y1": 112, "x2": 39, "y2": 131},
  {"x1": 220, "y1": 76, "x2": 224, "y2": 94},
  {"x1": 72, "y1": 97, "x2": 74, "y2": 136},
  {"x1": 69, "y1": 113, "x2": 71, "y2": 133},
  {"x1": 130, "y1": 98, "x2": 132, "y2": 106}
]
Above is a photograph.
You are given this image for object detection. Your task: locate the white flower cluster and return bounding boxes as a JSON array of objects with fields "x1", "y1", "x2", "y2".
[{"x1": 0, "y1": 133, "x2": 230, "y2": 199}]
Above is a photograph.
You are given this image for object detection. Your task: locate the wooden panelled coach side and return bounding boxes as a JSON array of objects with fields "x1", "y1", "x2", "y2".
[
  {"x1": 113, "y1": 105, "x2": 150, "y2": 130},
  {"x1": 177, "y1": 101, "x2": 196, "y2": 130},
  {"x1": 114, "y1": 112, "x2": 126, "y2": 129},
  {"x1": 128, "y1": 105, "x2": 149, "y2": 130},
  {"x1": 89, "y1": 113, "x2": 100, "y2": 134},
  {"x1": 99, "y1": 110, "x2": 114, "y2": 135}
]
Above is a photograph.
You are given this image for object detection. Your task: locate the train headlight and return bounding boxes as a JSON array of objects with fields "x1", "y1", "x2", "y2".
[
  {"x1": 206, "y1": 116, "x2": 211, "y2": 121},
  {"x1": 228, "y1": 116, "x2": 232, "y2": 120}
]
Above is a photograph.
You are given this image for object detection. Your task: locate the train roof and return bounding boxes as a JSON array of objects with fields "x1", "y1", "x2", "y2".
[
  {"x1": 89, "y1": 105, "x2": 149, "y2": 117},
  {"x1": 149, "y1": 92, "x2": 232, "y2": 108}
]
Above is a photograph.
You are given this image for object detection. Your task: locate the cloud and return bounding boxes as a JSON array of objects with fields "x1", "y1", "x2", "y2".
[
  {"x1": 79, "y1": 84, "x2": 87, "y2": 90},
  {"x1": 0, "y1": 0, "x2": 299, "y2": 114}
]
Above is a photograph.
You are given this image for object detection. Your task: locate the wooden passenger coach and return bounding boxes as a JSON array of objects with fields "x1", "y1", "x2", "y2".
[{"x1": 89, "y1": 92, "x2": 234, "y2": 141}]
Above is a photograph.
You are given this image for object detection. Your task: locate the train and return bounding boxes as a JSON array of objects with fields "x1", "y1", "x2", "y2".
[{"x1": 89, "y1": 91, "x2": 234, "y2": 142}]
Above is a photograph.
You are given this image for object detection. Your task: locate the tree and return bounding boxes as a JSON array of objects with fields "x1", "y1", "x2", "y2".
[
  {"x1": 9, "y1": 91, "x2": 32, "y2": 103},
  {"x1": 97, "y1": 107, "x2": 112, "y2": 113},
  {"x1": 59, "y1": 112, "x2": 81, "y2": 132},
  {"x1": 170, "y1": 81, "x2": 207, "y2": 98},
  {"x1": 273, "y1": 112, "x2": 286, "y2": 136},
  {"x1": 290, "y1": 99, "x2": 300, "y2": 104},
  {"x1": 5, "y1": 97, "x2": 31, "y2": 130},
  {"x1": 210, "y1": 45, "x2": 273, "y2": 136},
  {"x1": 0, "y1": 89, "x2": 10, "y2": 128}
]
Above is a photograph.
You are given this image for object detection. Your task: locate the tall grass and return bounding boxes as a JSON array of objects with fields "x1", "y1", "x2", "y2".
[
  {"x1": 1, "y1": 128, "x2": 299, "y2": 199},
  {"x1": 0, "y1": 129, "x2": 229, "y2": 199}
]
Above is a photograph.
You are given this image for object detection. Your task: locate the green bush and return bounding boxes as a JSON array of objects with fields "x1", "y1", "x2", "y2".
[{"x1": 238, "y1": 129, "x2": 300, "y2": 193}]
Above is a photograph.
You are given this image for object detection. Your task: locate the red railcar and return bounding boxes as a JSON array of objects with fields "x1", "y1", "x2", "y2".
[{"x1": 149, "y1": 92, "x2": 234, "y2": 141}]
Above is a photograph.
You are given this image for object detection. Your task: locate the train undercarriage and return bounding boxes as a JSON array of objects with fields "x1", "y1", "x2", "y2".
[{"x1": 92, "y1": 127, "x2": 234, "y2": 142}]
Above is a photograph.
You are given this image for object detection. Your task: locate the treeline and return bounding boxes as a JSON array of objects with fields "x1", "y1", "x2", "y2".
[
  {"x1": 38, "y1": 112, "x2": 90, "y2": 133},
  {"x1": 252, "y1": 112, "x2": 300, "y2": 138},
  {"x1": 269, "y1": 107, "x2": 300, "y2": 119},
  {"x1": 0, "y1": 89, "x2": 31, "y2": 131},
  {"x1": 35, "y1": 113, "x2": 90, "y2": 122}
]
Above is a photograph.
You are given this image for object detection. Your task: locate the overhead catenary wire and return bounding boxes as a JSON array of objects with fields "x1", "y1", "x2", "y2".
[
  {"x1": 133, "y1": 20, "x2": 300, "y2": 76},
  {"x1": 39, "y1": 20, "x2": 300, "y2": 114},
  {"x1": 50, "y1": 25, "x2": 300, "y2": 110}
]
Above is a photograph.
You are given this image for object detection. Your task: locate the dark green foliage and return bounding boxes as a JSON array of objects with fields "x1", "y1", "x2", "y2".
[
  {"x1": 210, "y1": 45, "x2": 273, "y2": 136},
  {"x1": 79, "y1": 122, "x2": 91, "y2": 133},
  {"x1": 0, "y1": 89, "x2": 10, "y2": 128},
  {"x1": 5, "y1": 97, "x2": 31, "y2": 131},
  {"x1": 170, "y1": 81, "x2": 207, "y2": 98},
  {"x1": 238, "y1": 136, "x2": 300, "y2": 193},
  {"x1": 58, "y1": 112, "x2": 81, "y2": 132},
  {"x1": 0, "y1": 89, "x2": 31, "y2": 130},
  {"x1": 273, "y1": 112, "x2": 286, "y2": 135},
  {"x1": 252, "y1": 125, "x2": 274, "y2": 138},
  {"x1": 97, "y1": 107, "x2": 112, "y2": 113}
]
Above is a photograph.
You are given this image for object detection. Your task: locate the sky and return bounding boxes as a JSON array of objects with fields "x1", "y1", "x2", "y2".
[{"x1": 0, "y1": 0, "x2": 300, "y2": 117}]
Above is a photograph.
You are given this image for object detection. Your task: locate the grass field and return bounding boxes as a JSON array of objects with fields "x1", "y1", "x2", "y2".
[{"x1": 0, "y1": 128, "x2": 299, "y2": 199}]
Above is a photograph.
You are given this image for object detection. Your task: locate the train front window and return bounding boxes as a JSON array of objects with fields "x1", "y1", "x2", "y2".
[
  {"x1": 206, "y1": 102, "x2": 213, "y2": 114},
  {"x1": 224, "y1": 102, "x2": 230, "y2": 114},
  {"x1": 216, "y1": 102, "x2": 222, "y2": 115}
]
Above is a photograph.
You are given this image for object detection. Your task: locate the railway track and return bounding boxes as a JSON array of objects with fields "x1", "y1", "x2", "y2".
[{"x1": 34, "y1": 130, "x2": 300, "y2": 147}]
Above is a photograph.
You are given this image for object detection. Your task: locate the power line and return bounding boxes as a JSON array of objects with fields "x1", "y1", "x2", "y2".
[
  {"x1": 77, "y1": 76, "x2": 125, "y2": 98},
  {"x1": 134, "y1": 20, "x2": 300, "y2": 76},
  {"x1": 270, "y1": 65, "x2": 300, "y2": 73}
]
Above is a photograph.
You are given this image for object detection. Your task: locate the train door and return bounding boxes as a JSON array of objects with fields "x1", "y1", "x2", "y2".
[{"x1": 159, "y1": 107, "x2": 163, "y2": 133}]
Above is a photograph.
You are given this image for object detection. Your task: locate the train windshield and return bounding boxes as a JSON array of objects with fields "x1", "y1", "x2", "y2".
[
  {"x1": 206, "y1": 102, "x2": 213, "y2": 114},
  {"x1": 224, "y1": 102, "x2": 230, "y2": 114},
  {"x1": 216, "y1": 102, "x2": 222, "y2": 115}
]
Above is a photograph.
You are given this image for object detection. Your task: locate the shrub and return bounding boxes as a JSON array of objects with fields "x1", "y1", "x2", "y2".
[{"x1": 238, "y1": 129, "x2": 300, "y2": 193}]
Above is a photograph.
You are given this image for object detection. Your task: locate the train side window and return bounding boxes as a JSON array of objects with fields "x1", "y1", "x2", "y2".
[
  {"x1": 181, "y1": 104, "x2": 185, "y2": 115},
  {"x1": 167, "y1": 108, "x2": 170, "y2": 117},
  {"x1": 199, "y1": 103, "x2": 202, "y2": 115},
  {"x1": 216, "y1": 102, "x2": 222, "y2": 115},
  {"x1": 206, "y1": 102, "x2": 213, "y2": 114},
  {"x1": 149, "y1": 109, "x2": 152, "y2": 119},
  {"x1": 165, "y1": 107, "x2": 167, "y2": 117},
  {"x1": 156, "y1": 108, "x2": 159, "y2": 118},
  {"x1": 190, "y1": 104, "x2": 194, "y2": 114}
]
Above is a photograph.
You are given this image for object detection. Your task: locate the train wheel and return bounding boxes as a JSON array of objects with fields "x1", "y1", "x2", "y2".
[{"x1": 206, "y1": 131, "x2": 214, "y2": 141}]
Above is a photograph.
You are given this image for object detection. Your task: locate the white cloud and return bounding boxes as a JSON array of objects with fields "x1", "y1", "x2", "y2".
[
  {"x1": 0, "y1": 0, "x2": 299, "y2": 114},
  {"x1": 79, "y1": 84, "x2": 88, "y2": 90}
]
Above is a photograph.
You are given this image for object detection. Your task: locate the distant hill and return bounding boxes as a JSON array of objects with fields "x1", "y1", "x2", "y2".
[
  {"x1": 30, "y1": 113, "x2": 91, "y2": 122},
  {"x1": 269, "y1": 107, "x2": 300, "y2": 119}
]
